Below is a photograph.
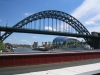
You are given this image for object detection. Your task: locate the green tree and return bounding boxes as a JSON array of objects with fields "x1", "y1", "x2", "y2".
[{"x1": 0, "y1": 41, "x2": 5, "y2": 52}]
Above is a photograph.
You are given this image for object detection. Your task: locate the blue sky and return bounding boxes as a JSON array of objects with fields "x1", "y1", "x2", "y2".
[{"x1": 0, "y1": 0, "x2": 100, "y2": 45}]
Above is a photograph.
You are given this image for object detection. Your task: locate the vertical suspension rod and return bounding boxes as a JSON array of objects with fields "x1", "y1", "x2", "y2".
[
  {"x1": 71, "y1": 26, "x2": 72, "y2": 33},
  {"x1": 29, "y1": 22, "x2": 31, "y2": 29},
  {"x1": 43, "y1": 18, "x2": 45, "y2": 30},
  {"x1": 29, "y1": 23, "x2": 31, "y2": 29},
  {"x1": 52, "y1": 18, "x2": 53, "y2": 31},
  {"x1": 56, "y1": 19, "x2": 57, "y2": 31},
  {"x1": 28, "y1": 22, "x2": 30, "y2": 29},
  {"x1": 66, "y1": 23, "x2": 67, "y2": 33},
  {"x1": 59, "y1": 20, "x2": 60, "y2": 32},
  {"x1": 39, "y1": 19, "x2": 41, "y2": 30},
  {"x1": 69, "y1": 25, "x2": 70, "y2": 33},
  {"x1": 34, "y1": 20, "x2": 36, "y2": 29},
  {"x1": 31, "y1": 22, "x2": 32, "y2": 29},
  {"x1": 63, "y1": 22, "x2": 65, "y2": 32},
  {"x1": 26, "y1": 24, "x2": 27, "y2": 29},
  {"x1": 48, "y1": 18, "x2": 49, "y2": 31}
]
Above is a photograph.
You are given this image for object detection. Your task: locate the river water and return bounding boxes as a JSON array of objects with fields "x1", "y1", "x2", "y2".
[
  {"x1": 13, "y1": 47, "x2": 85, "y2": 53},
  {"x1": 13, "y1": 48, "x2": 44, "y2": 53}
]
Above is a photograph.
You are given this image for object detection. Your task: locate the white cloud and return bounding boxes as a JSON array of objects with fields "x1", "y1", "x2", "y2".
[
  {"x1": 85, "y1": 21, "x2": 100, "y2": 26},
  {"x1": 24, "y1": 13, "x2": 29, "y2": 16},
  {"x1": 45, "y1": 26, "x2": 56, "y2": 31},
  {"x1": 59, "y1": 24, "x2": 70, "y2": 31},
  {"x1": 24, "y1": 13, "x2": 32, "y2": 16},
  {"x1": 33, "y1": 36, "x2": 39, "y2": 39},
  {"x1": 71, "y1": 0, "x2": 100, "y2": 19},
  {"x1": 88, "y1": 26, "x2": 100, "y2": 33},
  {"x1": 45, "y1": 24, "x2": 72, "y2": 32},
  {"x1": 90, "y1": 13, "x2": 100, "y2": 22},
  {"x1": 44, "y1": 24, "x2": 75, "y2": 33},
  {"x1": 85, "y1": 21, "x2": 95, "y2": 25},
  {"x1": 71, "y1": 0, "x2": 100, "y2": 33}
]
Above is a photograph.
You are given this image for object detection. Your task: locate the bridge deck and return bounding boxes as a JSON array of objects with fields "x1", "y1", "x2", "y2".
[{"x1": 0, "y1": 26, "x2": 100, "y2": 38}]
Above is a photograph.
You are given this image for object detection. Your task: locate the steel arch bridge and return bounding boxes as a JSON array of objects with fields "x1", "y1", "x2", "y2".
[{"x1": 1, "y1": 10, "x2": 99, "y2": 48}]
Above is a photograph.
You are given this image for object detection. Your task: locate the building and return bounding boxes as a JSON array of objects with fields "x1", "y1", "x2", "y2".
[
  {"x1": 42, "y1": 42, "x2": 52, "y2": 48},
  {"x1": 33, "y1": 42, "x2": 38, "y2": 49},
  {"x1": 48, "y1": 42, "x2": 52, "y2": 48},
  {"x1": 53, "y1": 37, "x2": 80, "y2": 48}
]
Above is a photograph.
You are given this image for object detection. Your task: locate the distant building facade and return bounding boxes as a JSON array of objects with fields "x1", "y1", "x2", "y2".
[
  {"x1": 42, "y1": 42, "x2": 52, "y2": 48},
  {"x1": 48, "y1": 42, "x2": 52, "y2": 48},
  {"x1": 33, "y1": 42, "x2": 38, "y2": 49}
]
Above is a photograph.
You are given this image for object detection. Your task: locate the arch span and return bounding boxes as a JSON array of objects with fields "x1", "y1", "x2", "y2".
[{"x1": 1, "y1": 10, "x2": 90, "y2": 41}]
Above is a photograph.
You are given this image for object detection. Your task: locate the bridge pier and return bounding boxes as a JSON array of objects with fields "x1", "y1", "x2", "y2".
[
  {"x1": 93, "y1": 39, "x2": 98, "y2": 49},
  {"x1": 87, "y1": 38, "x2": 100, "y2": 49},
  {"x1": 90, "y1": 32, "x2": 100, "y2": 49},
  {"x1": 97, "y1": 39, "x2": 100, "y2": 49},
  {"x1": 92, "y1": 38, "x2": 100, "y2": 49}
]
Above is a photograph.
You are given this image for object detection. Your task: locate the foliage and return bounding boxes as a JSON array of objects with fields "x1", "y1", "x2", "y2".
[{"x1": 0, "y1": 41, "x2": 5, "y2": 51}]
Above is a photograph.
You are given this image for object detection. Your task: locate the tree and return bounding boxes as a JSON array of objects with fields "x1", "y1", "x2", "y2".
[{"x1": 0, "y1": 41, "x2": 5, "y2": 52}]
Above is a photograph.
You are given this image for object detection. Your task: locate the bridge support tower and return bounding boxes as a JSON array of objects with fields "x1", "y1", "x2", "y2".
[
  {"x1": 89, "y1": 38, "x2": 100, "y2": 49},
  {"x1": 90, "y1": 32, "x2": 100, "y2": 49}
]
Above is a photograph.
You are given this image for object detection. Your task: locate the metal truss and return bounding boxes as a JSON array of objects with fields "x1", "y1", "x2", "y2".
[{"x1": 1, "y1": 10, "x2": 90, "y2": 41}]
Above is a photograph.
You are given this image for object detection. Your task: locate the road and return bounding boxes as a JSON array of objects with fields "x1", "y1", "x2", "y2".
[{"x1": 0, "y1": 59, "x2": 100, "y2": 75}]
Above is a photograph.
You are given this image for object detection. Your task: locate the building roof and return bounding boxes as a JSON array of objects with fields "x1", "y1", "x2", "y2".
[
  {"x1": 53, "y1": 37, "x2": 79, "y2": 44},
  {"x1": 53, "y1": 37, "x2": 68, "y2": 43}
]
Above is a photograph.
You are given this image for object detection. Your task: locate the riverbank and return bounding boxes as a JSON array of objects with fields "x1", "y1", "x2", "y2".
[{"x1": 1, "y1": 49, "x2": 14, "y2": 52}]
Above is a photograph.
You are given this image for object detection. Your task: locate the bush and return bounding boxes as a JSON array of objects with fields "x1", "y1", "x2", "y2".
[{"x1": 0, "y1": 41, "x2": 5, "y2": 51}]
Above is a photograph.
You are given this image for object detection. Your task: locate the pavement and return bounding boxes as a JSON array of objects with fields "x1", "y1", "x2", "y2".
[{"x1": 0, "y1": 59, "x2": 100, "y2": 75}]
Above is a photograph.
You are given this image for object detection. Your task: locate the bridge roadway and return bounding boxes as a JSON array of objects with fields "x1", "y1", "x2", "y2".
[
  {"x1": 0, "y1": 58, "x2": 100, "y2": 75},
  {"x1": 0, "y1": 26, "x2": 100, "y2": 38}
]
